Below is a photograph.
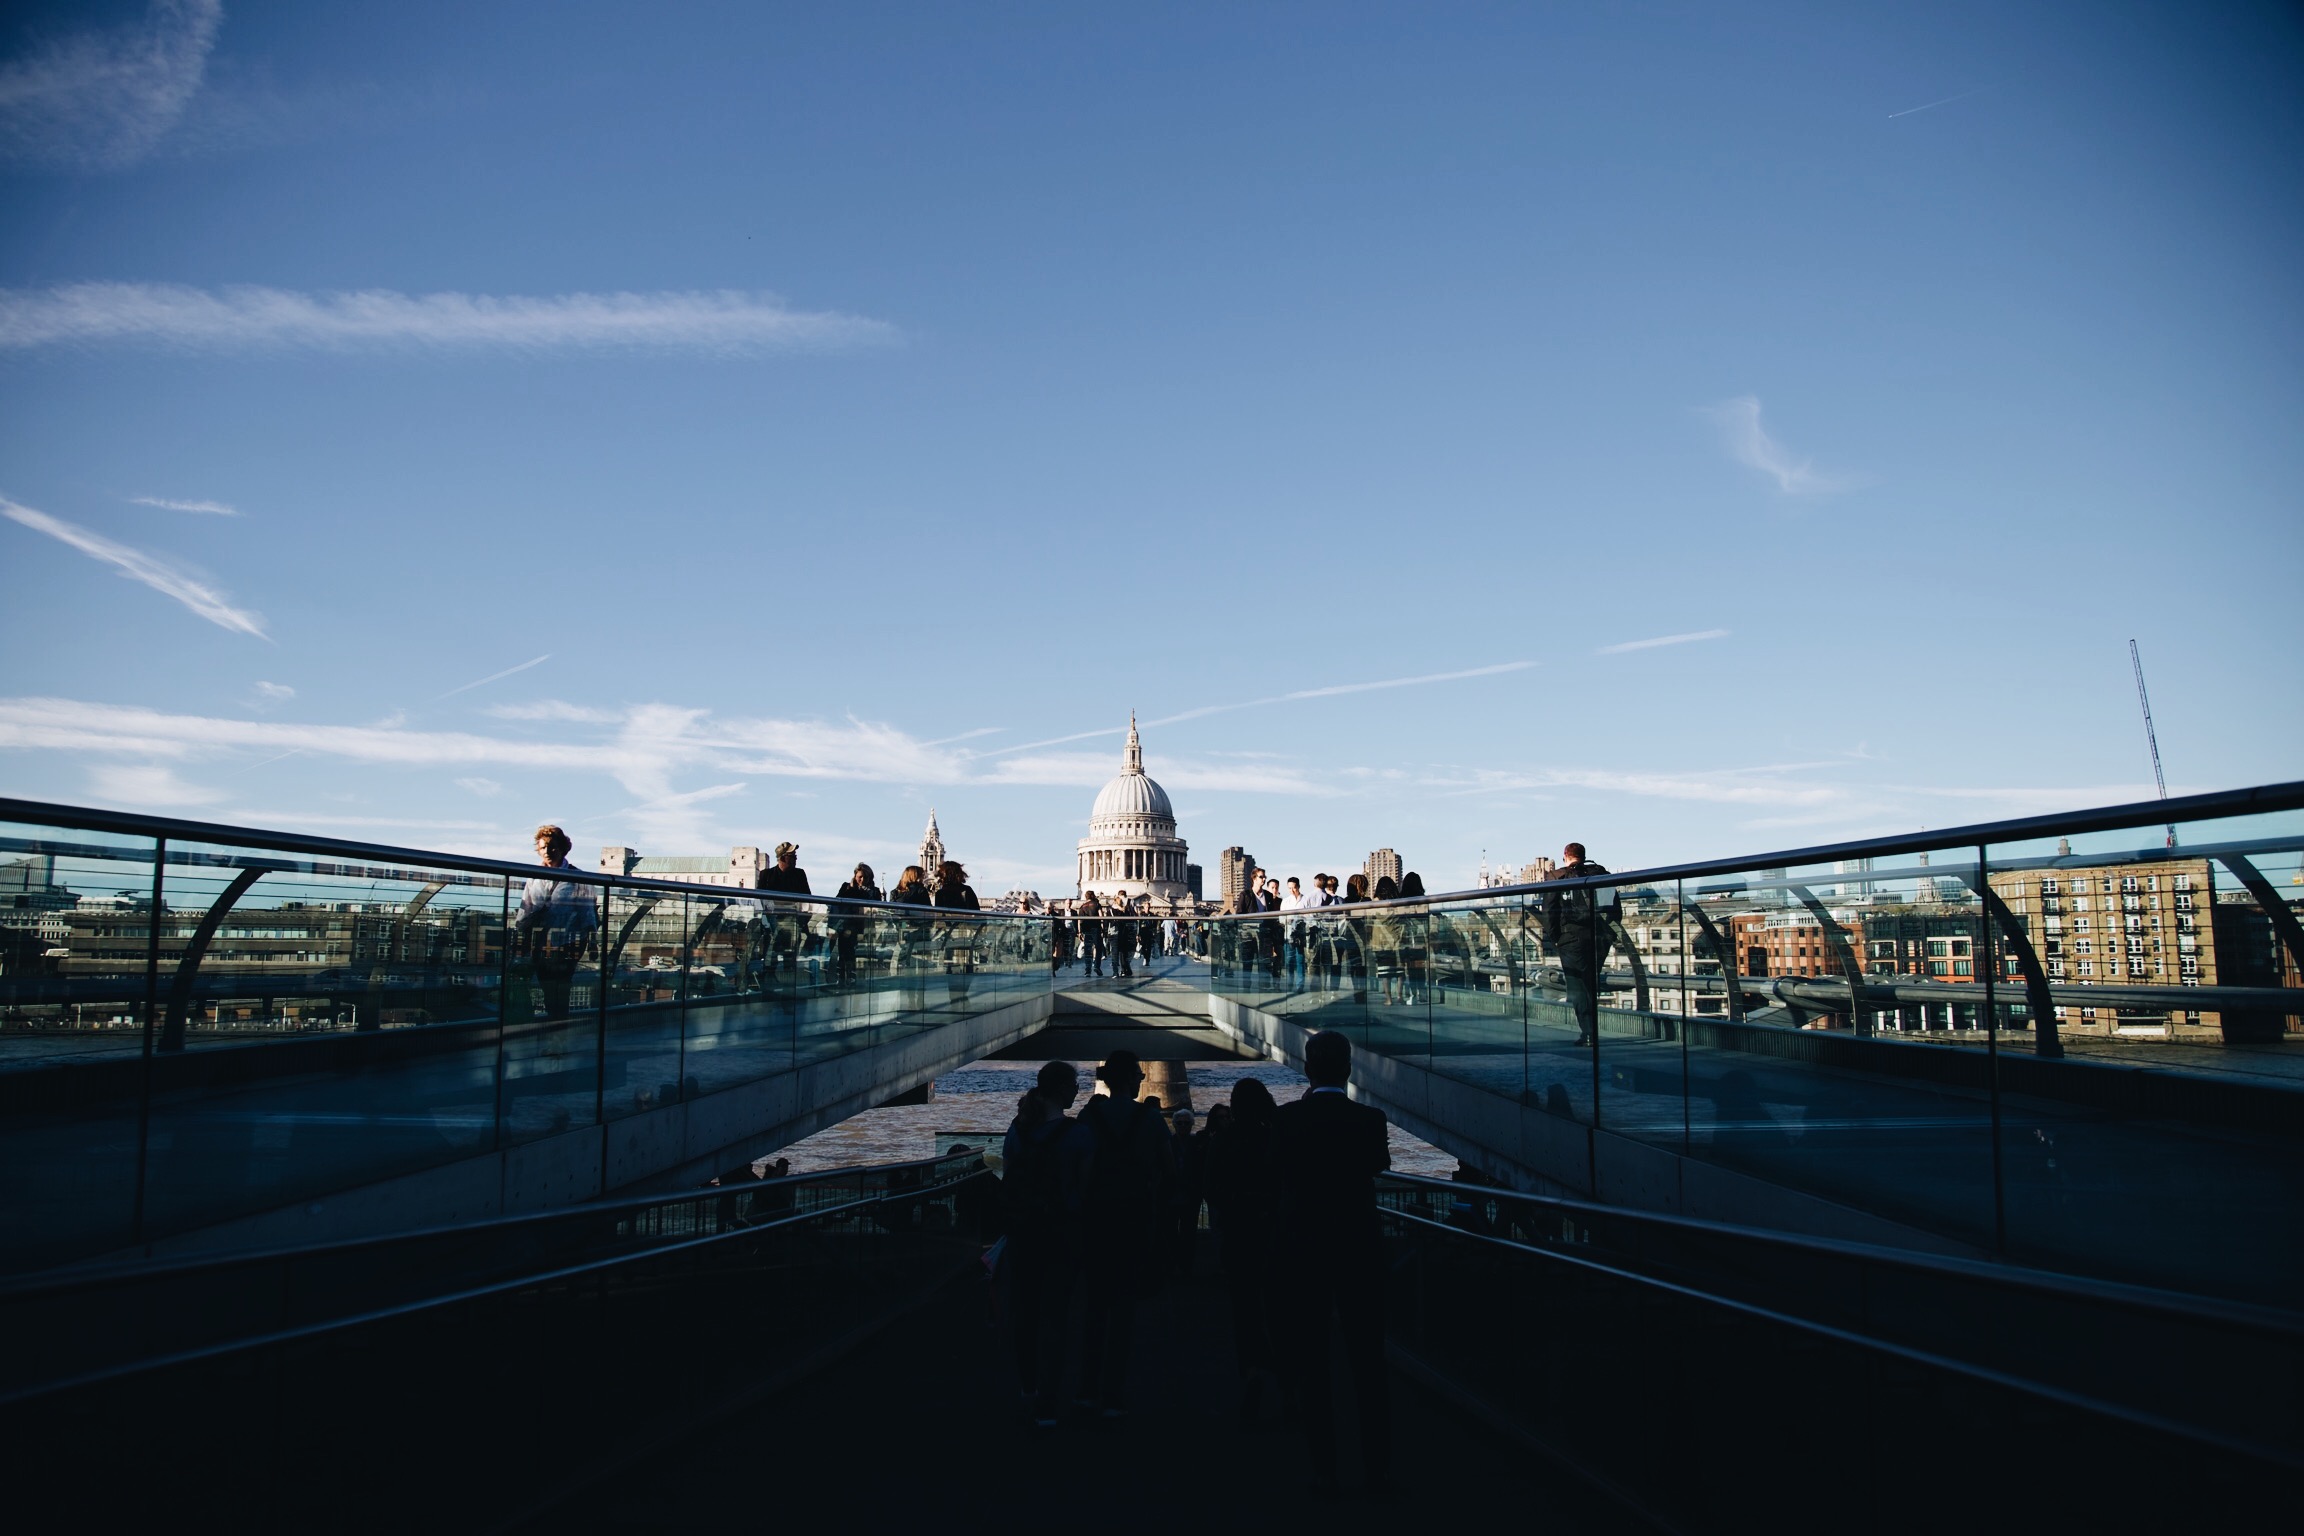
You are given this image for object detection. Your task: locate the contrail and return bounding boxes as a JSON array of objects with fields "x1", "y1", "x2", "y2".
[
  {"x1": 1597, "y1": 628, "x2": 1730, "y2": 655},
  {"x1": 1889, "y1": 87, "x2": 1987, "y2": 120},
  {"x1": 981, "y1": 660, "x2": 1539, "y2": 758},
  {"x1": 437, "y1": 654, "x2": 550, "y2": 700}
]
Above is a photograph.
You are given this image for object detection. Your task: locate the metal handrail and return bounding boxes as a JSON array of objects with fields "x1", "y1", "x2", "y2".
[
  {"x1": 0, "y1": 1157, "x2": 993, "y2": 1409},
  {"x1": 1375, "y1": 1170, "x2": 2302, "y2": 1330},
  {"x1": 1191, "y1": 777, "x2": 2304, "y2": 914},
  {"x1": 9, "y1": 778, "x2": 2304, "y2": 920},
  {"x1": 0, "y1": 1147, "x2": 986, "y2": 1303},
  {"x1": 0, "y1": 795, "x2": 1024, "y2": 918}
]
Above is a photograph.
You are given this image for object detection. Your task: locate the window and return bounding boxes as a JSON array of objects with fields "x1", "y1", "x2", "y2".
[
  {"x1": 2121, "y1": 877, "x2": 2140, "y2": 893},
  {"x1": 2173, "y1": 873, "x2": 2192, "y2": 892},
  {"x1": 2175, "y1": 893, "x2": 2194, "y2": 911},
  {"x1": 2073, "y1": 896, "x2": 2090, "y2": 912},
  {"x1": 2040, "y1": 878, "x2": 2060, "y2": 895}
]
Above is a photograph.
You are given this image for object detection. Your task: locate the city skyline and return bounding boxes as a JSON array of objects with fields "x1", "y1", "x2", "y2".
[{"x1": 2, "y1": 3, "x2": 2298, "y2": 893}]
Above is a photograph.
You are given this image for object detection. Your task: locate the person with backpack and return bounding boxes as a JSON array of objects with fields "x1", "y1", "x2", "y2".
[
  {"x1": 1540, "y1": 842, "x2": 1618, "y2": 1047},
  {"x1": 1002, "y1": 1060, "x2": 1082, "y2": 1428},
  {"x1": 1062, "y1": 1049, "x2": 1176, "y2": 1417}
]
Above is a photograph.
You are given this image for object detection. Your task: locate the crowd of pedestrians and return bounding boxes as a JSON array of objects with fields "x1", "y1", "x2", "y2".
[
  {"x1": 997, "y1": 1033, "x2": 1393, "y2": 1496},
  {"x1": 1046, "y1": 895, "x2": 1187, "y2": 978}
]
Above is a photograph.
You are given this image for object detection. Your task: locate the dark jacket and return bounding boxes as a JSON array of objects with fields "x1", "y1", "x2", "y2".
[
  {"x1": 889, "y1": 882, "x2": 931, "y2": 907},
  {"x1": 1540, "y1": 859, "x2": 1616, "y2": 970},
  {"x1": 1274, "y1": 1088, "x2": 1391, "y2": 1263},
  {"x1": 931, "y1": 882, "x2": 979, "y2": 911},
  {"x1": 1205, "y1": 1120, "x2": 1278, "y2": 1239},
  {"x1": 758, "y1": 864, "x2": 811, "y2": 896},
  {"x1": 835, "y1": 880, "x2": 882, "y2": 904},
  {"x1": 1062, "y1": 1094, "x2": 1176, "y2": 1247}
]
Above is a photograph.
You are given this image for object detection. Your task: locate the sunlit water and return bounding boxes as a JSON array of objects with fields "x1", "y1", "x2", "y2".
[{"x1": 776, "y1": 1058, "x2": 1459, "y2": 1177}]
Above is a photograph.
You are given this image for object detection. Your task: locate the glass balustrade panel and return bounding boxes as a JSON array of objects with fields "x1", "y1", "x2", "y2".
[
  {"x1": 1986, "y1": 805, "x2": 2304, "y2": 1305},
  {"x1": 0, "y1": 823, "x2": 164, "y2": 1270},
  {"x1": 1423, "y1": 896, "x2": 1535, "y2": 1108},
  {"x1": 683, "y1": 892, "x2": 796, "y2": 1093},
  {"x1": 140, "y1": 842, "x2": 509, "y2": 1242},
  {"x1": 1671, "y1": 846, "x2": 2000, "y2": 1251},
  {"x1": 1591, "y1": 874, "x2": 1684, "y2": 1148},
  {"x1": 501, "y1": 872, "x2": 602, "y2": 1149},
  {"x1": 601, "y1": 887, "x2": 688, "y2": 1122}
]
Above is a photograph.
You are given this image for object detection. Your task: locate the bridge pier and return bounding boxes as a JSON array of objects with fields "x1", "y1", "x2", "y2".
[{"x1": 1141, "y1": 1059, "x2": 1192, "y2": 1116}]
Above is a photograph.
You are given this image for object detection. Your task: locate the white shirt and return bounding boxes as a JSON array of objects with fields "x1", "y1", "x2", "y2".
[{"x1": 1279, "y1": 887, "x2": 1313, "y2": 913}]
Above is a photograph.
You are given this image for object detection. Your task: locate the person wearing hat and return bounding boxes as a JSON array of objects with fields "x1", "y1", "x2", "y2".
[{"x1": 758, "y1": 842, "x2": 811, "y2": 896}]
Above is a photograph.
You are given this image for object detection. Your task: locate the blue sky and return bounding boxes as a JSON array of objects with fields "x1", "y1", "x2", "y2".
[{"x1": 2, "y1": 0, "x2": 2298, "y2": 893}]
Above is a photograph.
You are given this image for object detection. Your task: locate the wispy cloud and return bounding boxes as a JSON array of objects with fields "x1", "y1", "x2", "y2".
[
  {"x1": 486, "y1": 699, "x2": 620, "y2": 724},
  {"x1": 131, "y1": 494, "x2": 239, "y2": 515},
  {"x1": 3, "y1": 693, "x2": 2165, "y2": 861},
  {"x1": 438, "y1": 653, "x2": 550, "y2": 700},
  {"x1": 0, "y1": 283, "x2": 900, "y2": 353},
  {"x1": 0, "y1": 0, "x2": 222, "y2": 171},
  {"x1": 1597, "y1": 628, "x2": 1730, "y2": 655},
  {"x1": 0, "y1": 695, "x2": 1336, "y2": 809},
  {"x1": 87, "y1": 761, "x2": 223, "y2": 808},
  {"x1": 252, "y1": 680, "x2": 294, "y2": 701},
  {"x1": 1704, "y1": 396, "x2": 1853, "y2": 496},
  {"x1": 1, "y1": 495, "x2": 266, "y2": 638}
]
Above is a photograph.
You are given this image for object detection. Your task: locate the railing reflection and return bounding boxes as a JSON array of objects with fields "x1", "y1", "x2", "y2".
[
  {"x1": 1205, "y1": 786, "x2": 2304, "y2": 1306},
  {"x1": 0, "y1": 802, "x2": 1050, "y2": 1275}
]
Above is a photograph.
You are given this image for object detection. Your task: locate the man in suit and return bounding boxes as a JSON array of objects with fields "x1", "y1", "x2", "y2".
[{"x1": 1275, "y1": 1029, "x2": 1393, "y2": 1495}]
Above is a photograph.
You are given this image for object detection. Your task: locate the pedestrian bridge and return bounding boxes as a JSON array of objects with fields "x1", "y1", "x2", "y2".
[{"x1": 2, "y1": 787, "x2": 2300, "y2": 1529}]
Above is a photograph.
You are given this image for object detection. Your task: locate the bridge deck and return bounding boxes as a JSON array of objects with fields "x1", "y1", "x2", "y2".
[{"x1": 556, "y1": 1248, "x2": 1631, "y2": 1534}]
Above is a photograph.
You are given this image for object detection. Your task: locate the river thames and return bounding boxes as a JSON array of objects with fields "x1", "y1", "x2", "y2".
[{"x1": 776, "y1": 1058, "x2": 1460, "y2": 1176}]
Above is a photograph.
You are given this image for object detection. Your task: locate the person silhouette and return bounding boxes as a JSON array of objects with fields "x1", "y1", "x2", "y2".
[
  {"x1": 1063, "y1": 1050, "x2": 1175, "y2": 1416},
  {"x1": 1275, "y1": 1029, "x2": 1393, "y2": 1495}
]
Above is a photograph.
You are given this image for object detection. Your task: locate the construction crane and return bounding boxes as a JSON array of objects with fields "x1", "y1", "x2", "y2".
[{"x1": 2129, "y1": 639, "x2": 2175, "y2": 849}]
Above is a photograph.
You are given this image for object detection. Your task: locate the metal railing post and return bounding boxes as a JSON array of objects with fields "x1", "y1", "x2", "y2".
[
  {"x1": 1980, "y1": 842, "x2": 2007, "y2": 1254},
  {"x1": 131, "y1": 835, "x2": 166, "y2": 1248}
]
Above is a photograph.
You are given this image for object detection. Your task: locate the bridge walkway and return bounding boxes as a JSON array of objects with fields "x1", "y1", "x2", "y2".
[{"x1": 555, "y1": 1243, "x2": 1628, "y2": 1536}]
